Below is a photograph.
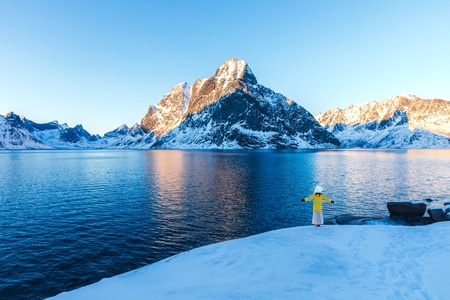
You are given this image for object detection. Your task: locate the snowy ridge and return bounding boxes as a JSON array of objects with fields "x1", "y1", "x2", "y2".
[{"x1": 316, "y1": 95, "x2": 450, "y2": 148}]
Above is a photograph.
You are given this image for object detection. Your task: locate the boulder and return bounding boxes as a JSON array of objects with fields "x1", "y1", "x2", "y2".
[
  {"x1": 444, "y1": 203, "x2": 450, "y2": 213},
  {"x1": 387, "y1": 201, "x2": 426, "y2": 222},
  {"x1": 428, "y1": 208, "x2": 448, "y2": 222},
  {"x1": 428, "y1": 205, "x2": 450, "y2": 222}
]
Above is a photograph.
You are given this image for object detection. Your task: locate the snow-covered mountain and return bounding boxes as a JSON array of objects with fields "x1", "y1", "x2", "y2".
[
  {"x1": 0, "y1": 112, "x2": 104, "y2": 149},
  {"x1": 0, "y1": 112, "x2": 49, "y2": 149},
  {"x1": 138, "y1": 58, "x2": 340, "y2": 149},
  {"x1": 316, "y1": 94, "x2": 450, "y2": 148}
]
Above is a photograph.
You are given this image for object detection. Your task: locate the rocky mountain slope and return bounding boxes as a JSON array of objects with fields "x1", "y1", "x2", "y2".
[{"x1": 316, "y1": 94, "x2": 450, "y2": 148}]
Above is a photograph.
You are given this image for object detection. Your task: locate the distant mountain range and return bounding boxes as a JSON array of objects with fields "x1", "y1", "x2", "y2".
[
  {"x1": 0, "y1": 112, "x2": 99, "y2": 149},
  {"x1": 316, "y1": 94, "x2": 450, "y2": 148},
  {"x1": 1, "y1": 59, "x2": 450, "y2": 150}
]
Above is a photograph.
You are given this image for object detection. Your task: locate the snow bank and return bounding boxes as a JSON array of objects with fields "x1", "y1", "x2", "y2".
[{"x1": 49, "y1": 223, "x2": 450, "y2": 299}]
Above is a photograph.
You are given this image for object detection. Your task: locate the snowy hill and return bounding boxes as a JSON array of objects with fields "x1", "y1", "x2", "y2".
[
  {"x1": 316, "y1": 95, "x2": 450, "y2": 148},
  {"x1": 49, "y1": 222, "x2": 450, "y2": 299},
  {"x1": 139, "y1": 58, "x2": 340, "y2": 149}
]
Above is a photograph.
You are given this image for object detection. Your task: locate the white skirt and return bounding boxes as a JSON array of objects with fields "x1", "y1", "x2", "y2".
[{"x1": 312, "y1": 212, "x2": 324, "y2": 225}]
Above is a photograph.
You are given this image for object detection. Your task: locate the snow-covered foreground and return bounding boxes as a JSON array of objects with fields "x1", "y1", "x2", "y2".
[{"x1": 49, "y1": 222, "x2": 450, "y2": 299}]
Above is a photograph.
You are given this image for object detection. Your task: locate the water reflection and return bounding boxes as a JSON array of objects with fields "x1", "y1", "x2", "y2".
[
  {"x1": 143, "y1": 150, "x2": 318, "y2": 248},
  {"x1": 144, "y1": 151, "x2": 256, "y2": 244}
]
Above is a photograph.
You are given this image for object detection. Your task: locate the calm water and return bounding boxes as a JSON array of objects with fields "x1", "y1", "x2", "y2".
[{"x1": 1, "y1": 149, "x2": 450, "y2": 299}]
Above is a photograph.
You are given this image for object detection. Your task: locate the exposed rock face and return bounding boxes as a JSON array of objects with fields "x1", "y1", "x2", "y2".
[
  {"x1": 141, "y1": 82, "x2": 190, "y2": 137},
  {"x1": 140, "y1": 58, "x2": 340, "y2": 149}
]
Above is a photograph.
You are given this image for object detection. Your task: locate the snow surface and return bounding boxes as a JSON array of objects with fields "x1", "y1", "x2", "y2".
[{"x1": 49, "y1": 222, "x2": 450, "y2": 299}]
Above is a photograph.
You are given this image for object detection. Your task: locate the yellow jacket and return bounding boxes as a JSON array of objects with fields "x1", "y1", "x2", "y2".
[{"x1": 304, "y1": 193, "x2": 332, "y2": 212}]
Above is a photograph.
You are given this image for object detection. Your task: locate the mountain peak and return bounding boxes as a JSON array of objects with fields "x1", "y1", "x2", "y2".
[
  {"x1": 4, "y1": 112, "x2": 24, "y2": 127},
  {"x1": 214, "y1": 58, "x2": 257, "y2": 85},
  {"x1": 5, "y1": 111, "x2": 21, "y2": 119},
  {"x1": 142, "y1": 59, "x2": 261, "y2": 135}
]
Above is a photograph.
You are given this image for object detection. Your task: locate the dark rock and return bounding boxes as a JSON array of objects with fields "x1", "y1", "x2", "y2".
[
  {"x1": 387, "y1": 201, "x2": 426, "y2": 222},
  {"x1": 428, "y1": 208, "x2": 448, "y2": 222}
]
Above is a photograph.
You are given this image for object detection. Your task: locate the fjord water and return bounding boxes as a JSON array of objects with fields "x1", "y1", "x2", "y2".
[{"x1": 1, "y1": 150, "x2": 450, "y2": 299}]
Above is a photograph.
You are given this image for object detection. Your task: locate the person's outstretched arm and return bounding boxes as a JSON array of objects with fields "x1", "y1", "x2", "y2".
[
  {"x1": 301, "y1": 194, "x2": 314, "y2": 202},
  {"x1": 323, "y1": 195, "x2": 334, "y2": 204}
]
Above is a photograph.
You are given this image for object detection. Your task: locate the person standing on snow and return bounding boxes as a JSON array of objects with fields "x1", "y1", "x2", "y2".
[{"x1": 301, "y1": 185, "x2": 334, "y2": 227}]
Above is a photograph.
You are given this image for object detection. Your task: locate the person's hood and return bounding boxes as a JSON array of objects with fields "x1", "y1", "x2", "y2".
[{"x1": 314, "y1": 185, "x2": 323, "y2": 194}]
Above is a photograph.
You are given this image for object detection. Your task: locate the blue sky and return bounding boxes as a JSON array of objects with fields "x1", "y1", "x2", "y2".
[{"x1": 1, "y1": 0, "x2": 449, "y2": 135}]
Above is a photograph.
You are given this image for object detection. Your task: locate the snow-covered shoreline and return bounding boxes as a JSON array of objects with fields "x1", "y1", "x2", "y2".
[{"x1": 49, "y1": 222, "x2": 450, "y2": 299}]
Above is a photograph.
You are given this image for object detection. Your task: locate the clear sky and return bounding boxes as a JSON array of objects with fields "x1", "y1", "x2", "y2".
[{"x1": 1, "y1": 0, "x2": 449, "y2": 135}]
